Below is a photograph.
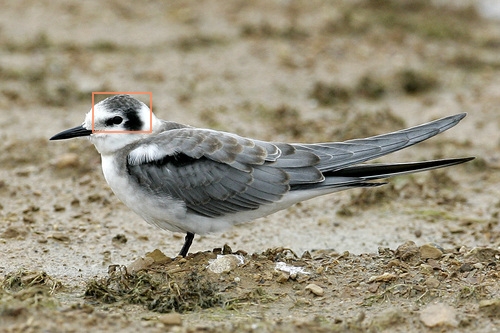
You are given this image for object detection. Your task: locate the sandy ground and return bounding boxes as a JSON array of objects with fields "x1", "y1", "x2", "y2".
[{"x1": 1, "y1": 0, "x2": 500, "y2": 332}]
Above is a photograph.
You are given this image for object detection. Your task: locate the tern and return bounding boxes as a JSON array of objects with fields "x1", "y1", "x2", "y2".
[{"x1": 50, "y1": 94, "x2": 473, "y2": 257}]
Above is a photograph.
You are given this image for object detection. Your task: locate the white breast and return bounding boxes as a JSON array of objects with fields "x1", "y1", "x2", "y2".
[{"x1": 100, "y1": 154, "x2": 189, "y2": 233}]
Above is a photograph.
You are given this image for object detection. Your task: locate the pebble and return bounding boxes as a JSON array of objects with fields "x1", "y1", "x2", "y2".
[
  {"x1": 275, "y1": 262, "x2": 310, "y2": 275},
  {"x1": 146, "y1": 249, "x2": 170, "y2": 264},
  {"x1": 55, "y1": 153, "x2": 80, "y2": 169},
  {"x1": 420, "y1": 243, "x2": 443, "y2": 259},
  {"x1": 305, "y1": 283, "x2": 324, "y2": 296},
  {"x1": 53, "y1": 204, "x2": 66, "y2": 212},
  {"x1": 478, "y1": 299, "x2": 500, "y2": 317},
  {"x1": 112, "y1": 234, "x2": 128, "y2": 244},
  {"x1": 420, "y1": 303, "x2": 458, "y2": 327},
  {"x1": 158, "y1": 313, "x2": 182, "y2": 326},
  {"x1": 473, "y1": 263, "x2": 484, "y2": 270},
  {"x1": 276, "y1": 272, "x2": 289, "y2": 283},
  {"x1": 420, "y1": 264, "x2": 433, "y2": 275},
  {"x1": 459, "y1": 263, "x2": 474, "y2": 272},
  {"x1": 123, "y1": 249, "x2": 172, "y2": 273},
  {"x1": 127, "y1": 256, "x2": 154, "y2": 273},
  {"x1": 425, "y1": 277, "x2": 440, "y2": 288},
  {"x1": 371, "y1": 308, "x2": 405, "y2": 329},
  {"x1": 368, "y1": 272, "x2": 397, "y2": 283},
  {"x1": 0, "y1": 226, "x2": 27, "y2": 239},
  {"x1": 207, "y1": 254, "x2": 244, "y2": 274},
  {"x1": 50, "y1": 232, "x2": 70, "y2": 242},
  {"x1": 465, "y1": 247, "x2": 499, "y2": 262},
  {"x1": 395, "y1": 241, "x2": 420, "y2": 264}
]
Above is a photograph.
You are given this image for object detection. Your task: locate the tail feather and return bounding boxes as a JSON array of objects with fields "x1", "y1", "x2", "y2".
[
  {"x1": 296, "y1": 113, "x2": 468, "y2": 172},
  {"x1": 291, "y1": 157, "x2": 473, "y2": 191},
  {"x1": 328, "y1": 157, "x2": 474, "y2": 180}
]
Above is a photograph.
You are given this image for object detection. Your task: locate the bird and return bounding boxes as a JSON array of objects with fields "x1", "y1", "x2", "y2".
[{"x1": 50, "y1": 94, "x2": 474, "y2": 257}]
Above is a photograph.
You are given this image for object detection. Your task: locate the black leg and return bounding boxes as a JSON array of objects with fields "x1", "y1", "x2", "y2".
[{"x1": 178, "y1": 232, "x2": 195, "y2": 257}]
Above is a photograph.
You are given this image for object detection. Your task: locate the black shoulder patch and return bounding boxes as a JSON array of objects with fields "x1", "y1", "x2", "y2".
[{"x1": 151, "y1": 152, "x2": 204, "y2": 168}]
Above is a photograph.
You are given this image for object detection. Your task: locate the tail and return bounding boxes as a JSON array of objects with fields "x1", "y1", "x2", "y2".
[
  {"x1": 289, "y1": 112, "x2": 474, "y2": 191},
  {"x1": 296, "y1": 113, "x2": 469, "y2": 172},
  {"x1": 328, "y1": 157, "x2": 474, "y2": 180},
  {"x1": 291, "y1": 157, "x2": 473, "y2": 191}
]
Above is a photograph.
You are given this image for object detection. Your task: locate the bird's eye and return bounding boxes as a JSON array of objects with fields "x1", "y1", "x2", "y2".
[{"x1": 105, "y1": 116, "x2": 123, "y2": 127}]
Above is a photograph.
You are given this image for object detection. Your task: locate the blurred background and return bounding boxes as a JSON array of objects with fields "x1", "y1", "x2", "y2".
[{"x1": 0, "y1": 0, "x2": 499, "y2": 279}]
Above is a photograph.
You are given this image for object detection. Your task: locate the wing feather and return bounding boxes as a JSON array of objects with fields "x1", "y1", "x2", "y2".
[{"x1": 126, "y1": 128, "x2": 321, "y2": 218}]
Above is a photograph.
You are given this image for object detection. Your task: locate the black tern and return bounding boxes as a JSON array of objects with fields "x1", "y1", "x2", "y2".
[{"x1": 50, "y1": 94, "x2": 474, "y2": 257}]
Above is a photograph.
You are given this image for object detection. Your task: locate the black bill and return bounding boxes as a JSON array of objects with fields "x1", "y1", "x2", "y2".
[{"x1": 50, "y1": 125, "x2": 93, "y2": 140}]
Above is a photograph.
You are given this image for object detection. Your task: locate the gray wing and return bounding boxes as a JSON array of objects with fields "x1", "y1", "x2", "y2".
[{"x1": 126, "y1": 128, "x2": 324, "y2": 218}]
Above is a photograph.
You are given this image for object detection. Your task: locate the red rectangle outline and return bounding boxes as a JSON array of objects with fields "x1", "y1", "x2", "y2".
[{"x1": 91, "y1": 92, "x2": 153, "y2": 134}]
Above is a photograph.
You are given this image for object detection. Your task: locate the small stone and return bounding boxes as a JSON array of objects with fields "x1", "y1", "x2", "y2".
[
  {"x1": 368, "y1": 272, "x2": 397, "y2": 283},
  {"x1": 473, "y1": 262, "x2": 484, "y2": 270},
  {"x1": 37, "y1": 237, "x2": 48, "y2": 244},
  {"x1": 465, "y1": 247, "x2": 499, "y2": 262},
  {"x1": 146, "y1": 249, "x2": 170, "y2": 264},
  {"x1": 448, "y1": 225, "x2": 465, "y2": 233},
  {"x1": 16, "y1": 167, "x2": 34, "y2": 177},
  {"x1": 55, "y1": 153, "x2": 80, "y2": 169},
  {"x1": 207, "y1": 254, "x2": 244, "y2": 274},
  {"x1": 275, "y1": 262, "x2": 310, "y2": 275},
  {"x1": 395, "y1": 241, "x2": 420, "y2": 264},
  {"x1": 478, "y1": 299, "x2": 500, "y2": 317},
  {"x1": 53, "y1": 204, "x2": 66, "y2": 212},
  {"x1": 426, "y1": 259, "x2": 441, "y2": 270},
  {"x1": 420, "y1": 303, "x2": 458, "y2": 328},
  {"x1": 127, "y1": 256, "x2": 154, "y2": 273},
  {"x1": 222, "y1": 244, "x2": 233, "y2": 254},
  {"x1": 368, "y1": 282, "x2": 380, "y2": 293},
  {"x1": 87, "y1": 194, "x2": 102, "y2": 202},
  {"x1": 112, "y1": 234, "x2": 128, "y2": 244},
  {"x1": 1, "y1": 227, "x2": 27, "y2": 239},
  {"x1": 425, "y1": 277, "x2": 440, "y2": 288},
  {"x1": 371, "y1": 308, "x2": 405, "y2": 329},
  {"x1": 420, "y1": 264, "x2": 434, "y2": 274},
  {"x1": 420, "y1": 243, "x2": 443, "y2": 259},
  {"x1": 50, "y1": 232, "x2": 70, "y2": 242},
  {"x1": 276, "y1": 272, "x2": 289, "y2": 283},
  {"x1": 22, "y1": 215, "x2": 35, "y2": 223},
  {"x1": 459, "y1": 263, "x2": 474, "y2": 272},
  {"x1": 305, "y1": 283, "x2": 324, "y2": 296},
  {"x1": 158, "y1": 313, "x2": 182, "y2": 326}
]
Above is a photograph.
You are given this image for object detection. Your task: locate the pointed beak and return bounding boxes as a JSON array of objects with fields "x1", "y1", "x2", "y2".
[{"x1": 50, "y1": 125, "x2": 93, "y2": 140}]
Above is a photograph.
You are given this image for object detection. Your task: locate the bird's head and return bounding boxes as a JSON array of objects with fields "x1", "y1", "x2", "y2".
[{"x1": 50, "y1": 94, "x2": 160, "y2": 155}]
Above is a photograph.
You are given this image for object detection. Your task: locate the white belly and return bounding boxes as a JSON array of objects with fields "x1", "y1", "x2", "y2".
[{"x1": 98, "y1": 155, "x2": 342, "y2": 235}]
